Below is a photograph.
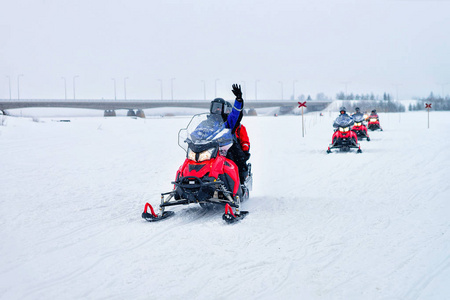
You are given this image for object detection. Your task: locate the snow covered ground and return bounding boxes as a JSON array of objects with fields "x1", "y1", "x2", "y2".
[{"x1": 0, "y1": 109, "x2": 449, "y2": 300}]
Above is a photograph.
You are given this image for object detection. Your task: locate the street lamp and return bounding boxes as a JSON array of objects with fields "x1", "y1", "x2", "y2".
[
  {"x1": 215, "y1": 78, "x2": 220, "y2": 97},
  {"x1": 241, "y1": 81, "x2": 246, "y2": 100},
  {"x1": 392, "y1": 83, "x2": 401, "y2": 101},
  {"x1": 17, "y1": 74, "x2": 24, "y2": 100},
  {"x1": 171, "y1": 78, "x2": 176, "y2": 100},
  {"x1": 255, "y1": 80, "x2": 260, "y2": 100},
  {"x1": 124, "y1": 77, "x2": 129, "y2": 100},
  {"x1": 73, "y1": 75, "x2": 79, "y2": 99},
  {"x1": 293, "y1": 80, "x2": 298, "y2": 100},
  {"x1": 61, "y1": 77, "x2": 67, "y2": 100},
  {"x1": 111, "y1": 78, "x2": 117, "y2": 100},
  {"x1": 437, "y1": 83, "x2": 449, "y2": 99},
  {"x1": 201, "y1": 80, "x2": 206, "y2": 100},
  {"x1": 157, "y1": 79, "x2": 163, "y2": 100},
  {"x1": 278, "y1": 81, "x2": 283, "y2": 100},
  {"x1": 6, "y1": 76, "x2": 11, "y2": 100},
  {"x1": 341, "y1": 81, "x2": 350, "y2": 98}
]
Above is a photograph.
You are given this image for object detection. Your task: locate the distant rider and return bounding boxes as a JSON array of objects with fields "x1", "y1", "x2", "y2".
[
  {"x1": 369, "y1": 109, "x2": 379, "y2": 119},
  {"x1": 352, "y1": 107, "x2": 363, "y2": 118},
  {"x1": 351, "y1": 107, "x2": 369, "y2": 138}
]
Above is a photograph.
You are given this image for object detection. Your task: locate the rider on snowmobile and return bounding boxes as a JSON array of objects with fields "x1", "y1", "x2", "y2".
[
  {"x1": 208, "y1": 84, "x2": 243, "y2": 133},
  {"x1": 333, "y1": 106, "x2": 354, "y2": 128},
  {"x1": 352, "y1": 107, "x2": 363, "y2": 117},
  {"x1": 191, "y1": 84, "x2": 244, "y2": 155},
  {"x1": 369, "y1": 109, "x2": 379, "y2": 118}
]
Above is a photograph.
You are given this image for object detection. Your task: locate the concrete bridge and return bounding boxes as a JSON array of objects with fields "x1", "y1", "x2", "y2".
[{"x1": 0, "y1": 99, "x2": 332, "y2": 117}]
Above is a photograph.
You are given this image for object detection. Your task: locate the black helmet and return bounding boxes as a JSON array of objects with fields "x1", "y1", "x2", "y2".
[
  {"x1": 372, "y1": 109, "x2": 376, "y2": 113},
  {"x1": 210, "y1": 98, "x2": 225, "y2": 115},
  {"x1": 339, "y1": 106, "x2": 346, "y2": 114},
  {"x1": 355, "y1": 107, "x2": 360, "y2": 112}
]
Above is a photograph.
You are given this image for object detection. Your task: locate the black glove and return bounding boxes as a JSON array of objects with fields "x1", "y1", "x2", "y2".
[
  {"x1": 232, "y1": 84, "x2": 243, "y2": 102},
  {"x1": 244, "y1": 151, "x2": 250, "y2": 161}
]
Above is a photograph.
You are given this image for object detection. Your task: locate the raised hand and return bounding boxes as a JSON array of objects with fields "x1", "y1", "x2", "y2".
[{"x1": 232, "y1": 84, "x2": 243, "y2": 101}]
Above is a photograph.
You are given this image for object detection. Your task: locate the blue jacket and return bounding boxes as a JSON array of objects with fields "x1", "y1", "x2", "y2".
[
  {"x1": 225, "y1": 99, "x2": 243, "y2": 132},
  {"x1": 190, "y1": 99, "x2": 244, "y2": 146}
]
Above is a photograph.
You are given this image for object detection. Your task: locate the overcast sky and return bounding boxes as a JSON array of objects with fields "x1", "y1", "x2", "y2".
[{"x1": 1, "y1": 0, "x2": 450, "y2": 101}]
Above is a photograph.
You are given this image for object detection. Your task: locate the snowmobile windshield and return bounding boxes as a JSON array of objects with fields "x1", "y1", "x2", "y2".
[
  {"x1": 352, "y1": 113, "x2": 365, "y2": 122},
  {"x1": 334, "y1": 115, "x2": 354, "y2": 127},
  {"x1": 178, "y1": 113, "x2": 233, "y2": 152}
]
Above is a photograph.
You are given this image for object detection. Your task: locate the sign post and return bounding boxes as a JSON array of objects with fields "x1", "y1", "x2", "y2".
[
  {"x1": 425, "y1": 103, "x2": 432, "y2": 128},
  {"x1": 298, "y1": 101, "x2": 307, "y2": 137}
]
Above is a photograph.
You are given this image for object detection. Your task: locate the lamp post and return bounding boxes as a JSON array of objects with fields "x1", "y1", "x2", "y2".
[
  {"x1": 6, "y1": 76, "x2": 11, "y2": 100},
  {"x1": 341, "y1": 81, "x2": 350, "y2": 98},
  {"x1": 17, "y1": 74, "x2": 24, "y2": 100},
  {"x1": 241, "y1": 81, "x2": 246, "y2": 100},
  {"x1": 293, "y1": 80, "x2": 298, "y2": 100},
  {"x1": 215, "y1": 78, "x2": 220, "y2": 98},
  {"x1": 437, "y1": 83, "x2": 449, "y2": 99},
  {"x1": 111, "y1": 78, "x2": 117, "y2": 100},
  {"x1": 124, "y1": 77, "x2": 129, "y2": 100},
  {"x1": 61, "y1": 77, "x2": 67, "y2": 100},
  {"x1": 392, "y1": 84, "x2": 401, "y2": 101},
  {"x1": 73, "y1": 75, "x2": 79, "y2": 100},
  {"x1": 157, "y1": 79, "x2": 163, "y2": 100},
  {"x1": 255, "y1": 80, "x2": 260, "y2": 100},
  {"x1": 201, "y1": 80, "x2": 206, "y2": 100},
  {"x1": 171, "y1": 78, "x2": 176, "y2": 100},
  {"x1": 278, "y1": 81, "x2": 283, "y2": 100}
]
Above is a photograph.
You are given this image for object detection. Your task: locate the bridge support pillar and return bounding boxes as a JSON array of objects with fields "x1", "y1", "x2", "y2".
[
  {"x1": 136, "y1": 109, "x2": 146, "y2": 118},
  {"x1": 248, "y1": 108, "x2": 257, "y2": 116},
  {"x1": 127, "y1": 109, "x2": 136, "y2": 117},
  {"x1": 104, "y1": 110, "x2": 116, "y2": 117}
]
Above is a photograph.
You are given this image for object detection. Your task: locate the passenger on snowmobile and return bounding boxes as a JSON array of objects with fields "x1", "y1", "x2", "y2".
[
  {"x1": 351, "y1": 107, "x2": 370, "y2": 141},
  {"x1": 223, "y1": 101, "x2": 251, "y2": 187}
]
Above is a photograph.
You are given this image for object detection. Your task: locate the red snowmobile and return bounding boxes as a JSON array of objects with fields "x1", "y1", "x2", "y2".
[
  {"x1": 351, "y1": 113, "x2": 370, "y2": 141},
  {"x1": 142, "y1": 113, "x2": 252, "y2": 224},
  {"x1": 367, "y1": 111, "x2": 383, "y2": 131},
  {"x1": 327, "y1": 116, "x2": 362, "y2": 153}
]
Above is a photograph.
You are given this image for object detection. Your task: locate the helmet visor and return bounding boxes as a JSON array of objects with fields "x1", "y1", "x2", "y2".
[
  {"x1": 224, "y1": 104, "x2": 232, "y2": 114},
  {"x1": 210, "y1": 102, "x2": 223, "y2": 115}
]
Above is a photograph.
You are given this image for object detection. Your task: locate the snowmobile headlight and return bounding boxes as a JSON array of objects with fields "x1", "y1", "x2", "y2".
[
  {"x1": 370, "y1": 118, "x2": 377, "y2": 122},
  {"x1": 198, "y1": 148, "x2": 215, "y2": 162},
  {"x1": 355, "y1": 122, "x2": 361, "y2": 126},
  {"x1": 187, "y1": 148, "x2": 197, "y2": 161},
  {"x1": 339, "y1": 127, "x2": 349, "y2": 132},
  {"x1": 339, "y1": 127, "x2": 344, "y2": 132}
]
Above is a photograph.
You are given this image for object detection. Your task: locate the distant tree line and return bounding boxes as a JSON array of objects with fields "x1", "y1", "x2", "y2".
[
  {"x1": 340, "y1": 100, "x2": 405, "y2": 113},
  {"x1": 292, "y1": 93, "x2": 332, "y2": 101},
  {"x1": 409, "y1": 92, "x2": 450, "y2": 111},
  {"x1": 336, "y1": 92, "x2": 393, "y2": 101}
]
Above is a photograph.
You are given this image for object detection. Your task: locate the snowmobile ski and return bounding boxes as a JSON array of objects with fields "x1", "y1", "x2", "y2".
[
  {"x1": 222, "y1": 203, "x2": 249, "y2": 224},
  {"x1": 141, "y1": 202, "x2": 175, "y2": 222}
]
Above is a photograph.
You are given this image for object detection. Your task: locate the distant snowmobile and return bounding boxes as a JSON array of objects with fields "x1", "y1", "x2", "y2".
[
  {"x1": 367, "y1": 111, "x2": 383, "y2": 131},
  {"x1": 351, "y1": 113, "x2": 370, "y2": 141},
  {"x1": 327, "y1": 115, "x2": 362, "y2": 153},
  {"x1": 142, "y1": 113, "x2": 252, "y2": 224}
]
